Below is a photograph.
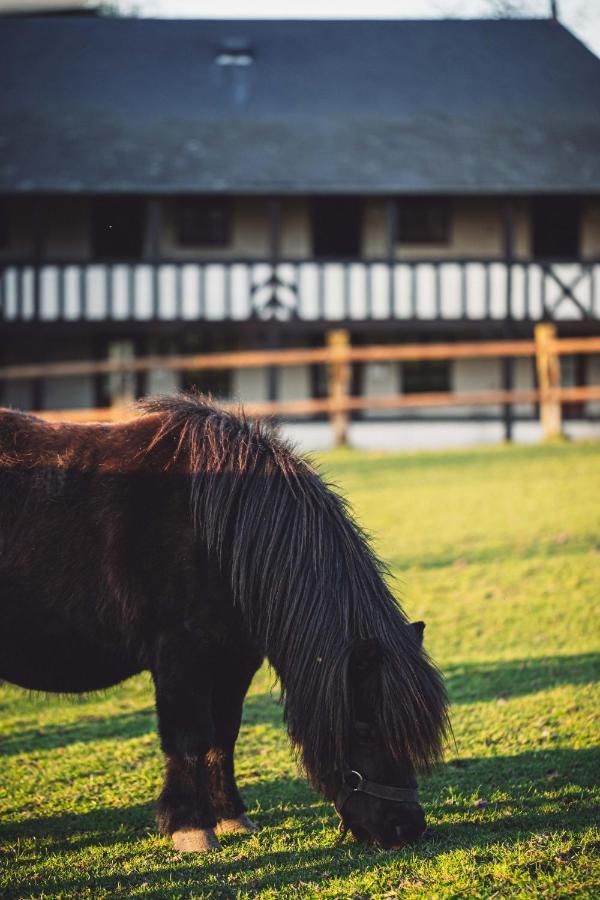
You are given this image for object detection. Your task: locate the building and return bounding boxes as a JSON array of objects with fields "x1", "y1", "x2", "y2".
[{"x1": 1, "y1": 13, "x2": 599, "y2": 445}]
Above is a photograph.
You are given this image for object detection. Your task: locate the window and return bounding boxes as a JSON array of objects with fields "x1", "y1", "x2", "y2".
[
  {"x1": 91, "y1": 196, "x2": 144, "y2": 260},
  {"x1": 176, "y1": 197, "x2": 232, "y2": 247},
  {"x1": 106, "y1": 341, "x2": 136, "y2": 407},
  {"x1": 531, "y1": 197, "x2": 581, "y2": 259},
  {"x1": 402, "y1": 360, "x2": 450, "y2": 394},
  {"x1": 182, "y1": 368, "x2": 231, "y2": 400},
  {"x1": 560, "y1": 353, "x2": 586, "y2": 420},
  {"x1": 396, "y1": 198, "x2": 451, "y2": 244},
  {"x1": 312, "y1": 197, "x2": 362, "y2": 259}
]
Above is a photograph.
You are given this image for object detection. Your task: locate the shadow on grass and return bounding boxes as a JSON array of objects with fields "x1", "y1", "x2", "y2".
[
  {"x1": 444, "y1": 652, "x2": 600, "y2": 704},
  {"x1": 0, "y1": 707, "x2": 157, "y2": 757},
  {"x1": 1, "y1": 746, "x2": 598, "y2": 898},
  {"x1": 425, "y1": 745, "x2": 599, "y2": 804},
  {"x1": 0, "y1": 688, "x2": 282, "y2": 758},
  {"x1": 2, "y1": 653, "x2": 597, "y2": 759},
  {"x1": 387, "y1": 536, "x2": 596, "y2": 571}
]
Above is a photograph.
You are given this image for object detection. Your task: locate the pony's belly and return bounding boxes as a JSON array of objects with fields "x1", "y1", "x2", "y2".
[
  {"x1": 0, "y1": 599, "x2": 142, "y2": 693},
  {"x1": 0, "y1": 635, "x2": 142, "y2": 693}
]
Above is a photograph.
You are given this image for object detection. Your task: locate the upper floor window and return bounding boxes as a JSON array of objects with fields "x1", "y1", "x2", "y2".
[
  {"x1": 531, "y1": 197, "x2": 581, "y2": 259},
  {"x1": 176, "y1": 197, "x2": 232, "y2": 247},
  {"x1": 312, "y1": 196, "x2": 362, "y2": 259},
  {"x1": 91, "y1": 196, "x2": 144, "y2": 260},
  {"x1": 396, "y1": 197, "x2": 451, "y2": 244}
]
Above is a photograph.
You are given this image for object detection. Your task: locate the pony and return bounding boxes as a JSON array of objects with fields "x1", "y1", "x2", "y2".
[{"x1": 0, "y1": 395, "x2": 449, "y2": 851}]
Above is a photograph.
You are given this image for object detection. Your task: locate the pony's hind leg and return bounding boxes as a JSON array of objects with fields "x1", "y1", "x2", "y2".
[
  {"x1": 207, "y1": 648, "x2": 263, "y2": 836},
  {"x1": 153, "y1": 633, "x2": 221, "y2": 852}
]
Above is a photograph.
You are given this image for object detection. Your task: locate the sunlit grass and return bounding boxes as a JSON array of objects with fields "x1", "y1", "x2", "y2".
[{"x1": 1, "y1": 440, "x2": 599, "y2": 897}]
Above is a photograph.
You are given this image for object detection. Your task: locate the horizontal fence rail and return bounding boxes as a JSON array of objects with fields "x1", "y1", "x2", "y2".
[
  {"x1": 1, "y1": 325, "x2": 599, "y2": 445},
  {"x1": 32, "y1": 386, "x2": 600, "y2": 424},
  {"x1": 2, "y1": 336, "x2": 600, "y2": 382},
  {"x1": 1, "y1": 259, "x2": 599, "y2": 323}
]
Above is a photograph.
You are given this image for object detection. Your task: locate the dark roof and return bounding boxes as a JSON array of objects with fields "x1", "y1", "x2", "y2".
[{"x1": 1, "y1": 17, "x2": 599, "y2": 194}]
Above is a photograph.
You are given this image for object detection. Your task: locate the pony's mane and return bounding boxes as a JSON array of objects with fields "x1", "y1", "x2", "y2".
[{"x1": 138, "y1": 394, "x2": 449, "y2": 791}]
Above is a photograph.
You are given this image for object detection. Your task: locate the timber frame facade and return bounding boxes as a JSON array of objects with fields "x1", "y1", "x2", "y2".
[{"x1": 1, "y1": 16, "x2": 599, "y2": 435}]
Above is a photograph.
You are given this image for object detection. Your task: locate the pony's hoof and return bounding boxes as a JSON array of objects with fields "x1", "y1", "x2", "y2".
[
  {"x1": 172, "y1": 828, "x2": 221, "y2": 852},
  {"x1": 216, "y1": 814, "x2": 259, "y2": 834}
]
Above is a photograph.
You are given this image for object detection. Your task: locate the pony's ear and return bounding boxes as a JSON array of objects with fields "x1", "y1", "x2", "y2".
[
  {"x1": 349, "y1": 638, "x2": 382, "y2": 676},
  {"x1": 410, "y1": 621, "x2": 426, "y2": 645}
]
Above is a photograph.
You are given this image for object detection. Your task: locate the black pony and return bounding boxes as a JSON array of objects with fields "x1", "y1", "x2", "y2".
[{"x1": 0, "y1": 395, "x2": 449, "y2": 851}]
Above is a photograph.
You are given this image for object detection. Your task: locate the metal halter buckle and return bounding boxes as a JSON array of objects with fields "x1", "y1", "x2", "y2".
[
  {"x1": 336, "y1": 769, "x2": 420, "y2": 815},
  {"x1": 343, "y1": 770, "x2": 365, "y2": 791}
]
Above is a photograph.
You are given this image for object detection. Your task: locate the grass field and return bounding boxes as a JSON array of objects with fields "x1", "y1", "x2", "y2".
[{"x1": 1, "y1": 440, "x2": 599, "y2": 898}]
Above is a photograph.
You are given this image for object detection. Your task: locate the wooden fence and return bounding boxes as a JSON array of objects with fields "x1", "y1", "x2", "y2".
[{"x1": 1, "y1": 323, "x2": 599, "y2": 446}]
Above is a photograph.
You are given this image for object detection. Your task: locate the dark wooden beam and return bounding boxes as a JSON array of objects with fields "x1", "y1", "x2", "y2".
[
  {"x1": 92, "y1": 336, "x2": 108, "y2": 408},
  {"x1": 31, "y1": 196, "x2": 45, "y2": 408},
  {"x1": 385, "y1": 197, "x2": 397, "y2": 260},
  {"x1": 502, "y1": 200, "x2": 515, "y2": 319},
  {"x1": 386, "y1": 197, "x2": 398, "y2": 315},
  {"x1": 134, "y1": 335, "x2": 146, "y2": 399},
  {"x1": 267, "y1": 197, "x2": 283, "y2": 403},
  {"x1": 502, "y1": 200, "x2": 515, "y2": 441},
  {"x1": 269, "y1": 196, "x2": 282, "y2": 264},
  {"x1": 147, "y1": 197, "x2": 162, "y2": 320}
]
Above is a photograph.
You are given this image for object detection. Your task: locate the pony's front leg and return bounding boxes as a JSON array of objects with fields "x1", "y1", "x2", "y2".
[
  {"x1": 206, "y1": 650, "x2": 262, "y2": 835},
  {"x1": 153, "y1": 634, "x2": 221, "y2": 853}
]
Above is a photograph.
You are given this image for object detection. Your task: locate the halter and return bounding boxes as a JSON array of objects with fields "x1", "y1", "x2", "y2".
[{"x1": 336, "y1": 769, "x2": 420, "y2": 815}]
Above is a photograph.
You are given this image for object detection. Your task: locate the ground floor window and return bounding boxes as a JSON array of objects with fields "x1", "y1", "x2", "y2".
[
  {"x1": 560, "y1": 353, "x2": 587, "y2": 419},
  {"x1": 183, "y1": 368, "x2": 231, "y2": 400},
  {"x1": 402, "y1": 360, "x2": 450, "y2": 394},
  {"x1": 105, "y1": 340, "x2": 137, "y2": 406}
]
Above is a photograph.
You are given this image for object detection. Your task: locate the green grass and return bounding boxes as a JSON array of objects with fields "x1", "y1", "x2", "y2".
[{"x1": 1, "y1": 440, "x2": 599, "y2": 898}]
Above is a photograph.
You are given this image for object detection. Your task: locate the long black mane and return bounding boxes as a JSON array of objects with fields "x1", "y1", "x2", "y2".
[{"x1": 140, "y1": 395, "x2": 449, "y2": 793}]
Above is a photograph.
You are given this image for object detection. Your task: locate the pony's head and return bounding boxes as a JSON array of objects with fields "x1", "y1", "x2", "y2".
[{"x1": 333, "y1": 625, "x2": 430, "y2": 848}]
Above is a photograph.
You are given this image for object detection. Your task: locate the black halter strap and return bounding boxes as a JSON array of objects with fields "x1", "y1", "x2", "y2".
[{"x1": 336, "y1": 770, "x2": 419, "y2": 814}]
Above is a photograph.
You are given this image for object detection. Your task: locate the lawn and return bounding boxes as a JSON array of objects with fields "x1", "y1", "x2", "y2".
[{"x1": 1, "y1": 440, "x2": 599, "y2": 898}]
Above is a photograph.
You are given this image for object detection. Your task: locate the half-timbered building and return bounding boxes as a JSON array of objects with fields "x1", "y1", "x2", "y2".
[{"x1": 1, "y1": 13, "x2": 599, "y2": 443}]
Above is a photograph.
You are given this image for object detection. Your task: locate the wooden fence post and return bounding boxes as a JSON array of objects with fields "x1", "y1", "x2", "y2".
[
  {"x1": 326, "y1": 329, "x2": 351, "y2": 447},
  {"x1": 535, "y1": 323, "x2": 562, "y2": 440}
]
